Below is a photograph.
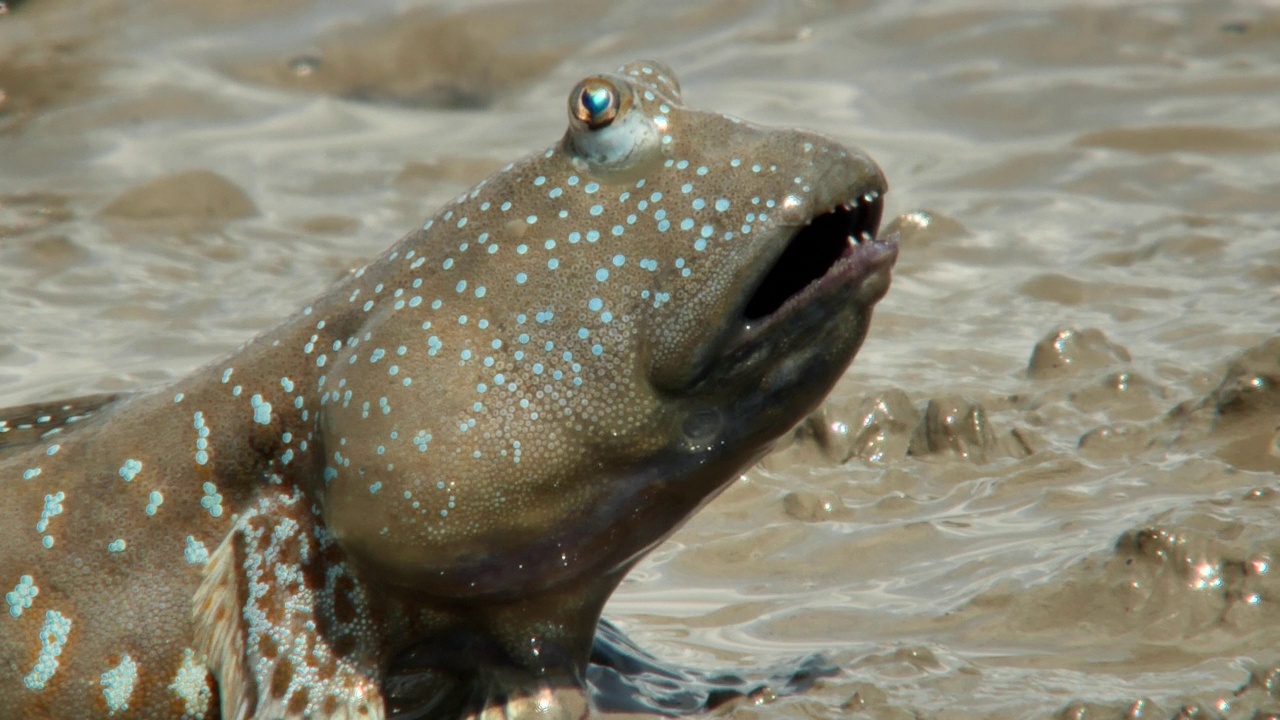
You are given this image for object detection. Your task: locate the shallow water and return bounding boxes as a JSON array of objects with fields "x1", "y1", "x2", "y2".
[{"x1": 2, "y1": 0, "x2": 1279, "y2": 717}]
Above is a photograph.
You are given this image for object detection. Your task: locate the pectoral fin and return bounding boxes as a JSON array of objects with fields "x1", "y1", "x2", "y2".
[{"x1": 192, "y1": 489, "x2": 388, "y2": 720}]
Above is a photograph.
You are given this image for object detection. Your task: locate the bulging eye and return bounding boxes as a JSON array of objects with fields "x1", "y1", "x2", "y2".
[
  {"x1": 570, "y1": 78, "x2": 621, "y2": 130},
  {"x1": 564, "y1": 73, "x2": 656, "y2": 170}
]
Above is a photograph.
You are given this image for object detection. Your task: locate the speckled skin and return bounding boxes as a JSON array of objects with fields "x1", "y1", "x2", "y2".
[{"x1": 0, "y1": 61, "x2": 895, "y2": 719}]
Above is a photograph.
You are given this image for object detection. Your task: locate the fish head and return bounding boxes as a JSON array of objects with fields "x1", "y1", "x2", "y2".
[{"x1": 319, "y1": 60, "x2": 897, "y2": 599}]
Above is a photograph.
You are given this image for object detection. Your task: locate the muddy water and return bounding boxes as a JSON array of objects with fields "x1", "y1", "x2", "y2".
[{"x1": 3, "y1": 0, "x2": 1280, "y2": 717}]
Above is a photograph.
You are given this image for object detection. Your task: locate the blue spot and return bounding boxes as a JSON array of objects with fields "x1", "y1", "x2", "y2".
[
  {"x1": 590, "y1": 205, "x2": 603, "y2": 216},
  {"x1": 595, "y1": 268, "x2": 609, "y2": 282},
  {"x1": 119, "y1": 459, "x2": 143, "y2": 482},
  {"x1": 145, "y1": 491, "x2": 163, "y2": 516},
  {"x1": 592, "y1": 344, "x2": 604, "y2": 356},
  {"x1": 251, "y1": 395, "x2": 272, "y2": 425},
  {"x1": 515, "y1": 272, "x2": 528, "y2": 284},
  {"x1": 6, "y1": 575, "x2": 38, "y2": 618}
]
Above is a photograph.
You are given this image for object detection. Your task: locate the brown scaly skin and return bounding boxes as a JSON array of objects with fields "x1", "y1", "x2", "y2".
[{"x1": 0, "y1": 60, "x2": 896, "y2": 719}]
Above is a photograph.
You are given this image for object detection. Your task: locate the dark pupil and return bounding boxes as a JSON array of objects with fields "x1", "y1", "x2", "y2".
[{"x1": 582, "y1": 87, "x2": 612, "y2": 118}]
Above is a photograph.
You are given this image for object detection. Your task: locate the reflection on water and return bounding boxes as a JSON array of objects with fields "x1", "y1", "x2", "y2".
[{"x1": 2, "y1": 0, "x2": 1280, "y2": 717}]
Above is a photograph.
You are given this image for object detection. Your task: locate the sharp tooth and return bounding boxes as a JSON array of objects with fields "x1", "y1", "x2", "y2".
[
  {"x1": 863, "y1": 192, "x2": 877, "y2": 203},
  {"x1": 848, "y1": 234, "x2": 859, "y2": 245},
  {"x1": 860, "y1": 230, "x2": 873, "y2": 242}
]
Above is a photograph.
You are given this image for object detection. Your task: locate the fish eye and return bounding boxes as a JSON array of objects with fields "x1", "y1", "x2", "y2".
[{"x1": 570, "y1": 78, "x2": 621, "y2": 130}]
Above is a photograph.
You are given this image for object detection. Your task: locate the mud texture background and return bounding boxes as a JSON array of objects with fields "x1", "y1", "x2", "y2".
[{"x1": 2, "y1": 1, "x2": 1279, "y2": 718}]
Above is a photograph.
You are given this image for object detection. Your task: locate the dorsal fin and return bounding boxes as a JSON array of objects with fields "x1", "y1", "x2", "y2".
[{"x1": 0, "y1": 392, "x2": 124, "y2": 455}]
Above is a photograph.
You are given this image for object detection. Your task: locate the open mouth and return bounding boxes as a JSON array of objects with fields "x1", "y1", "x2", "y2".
[{"x1": 742, "y1": 189, "x2": 891, "y2": 323}]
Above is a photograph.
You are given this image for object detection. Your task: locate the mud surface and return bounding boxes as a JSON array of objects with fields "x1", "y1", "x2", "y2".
[{"x1": 2, "y1": 1, "x2": 1279, "y2": 717}]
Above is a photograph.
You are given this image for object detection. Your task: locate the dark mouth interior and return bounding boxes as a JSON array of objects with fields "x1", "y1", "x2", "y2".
[{"x1": 742, "y1": 194, "x2": 884, "y2": 321}]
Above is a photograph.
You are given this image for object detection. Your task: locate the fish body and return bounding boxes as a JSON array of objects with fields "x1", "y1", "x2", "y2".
[{"x1": 0, "y1": 61, "x2": 895, "y2": 719}]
